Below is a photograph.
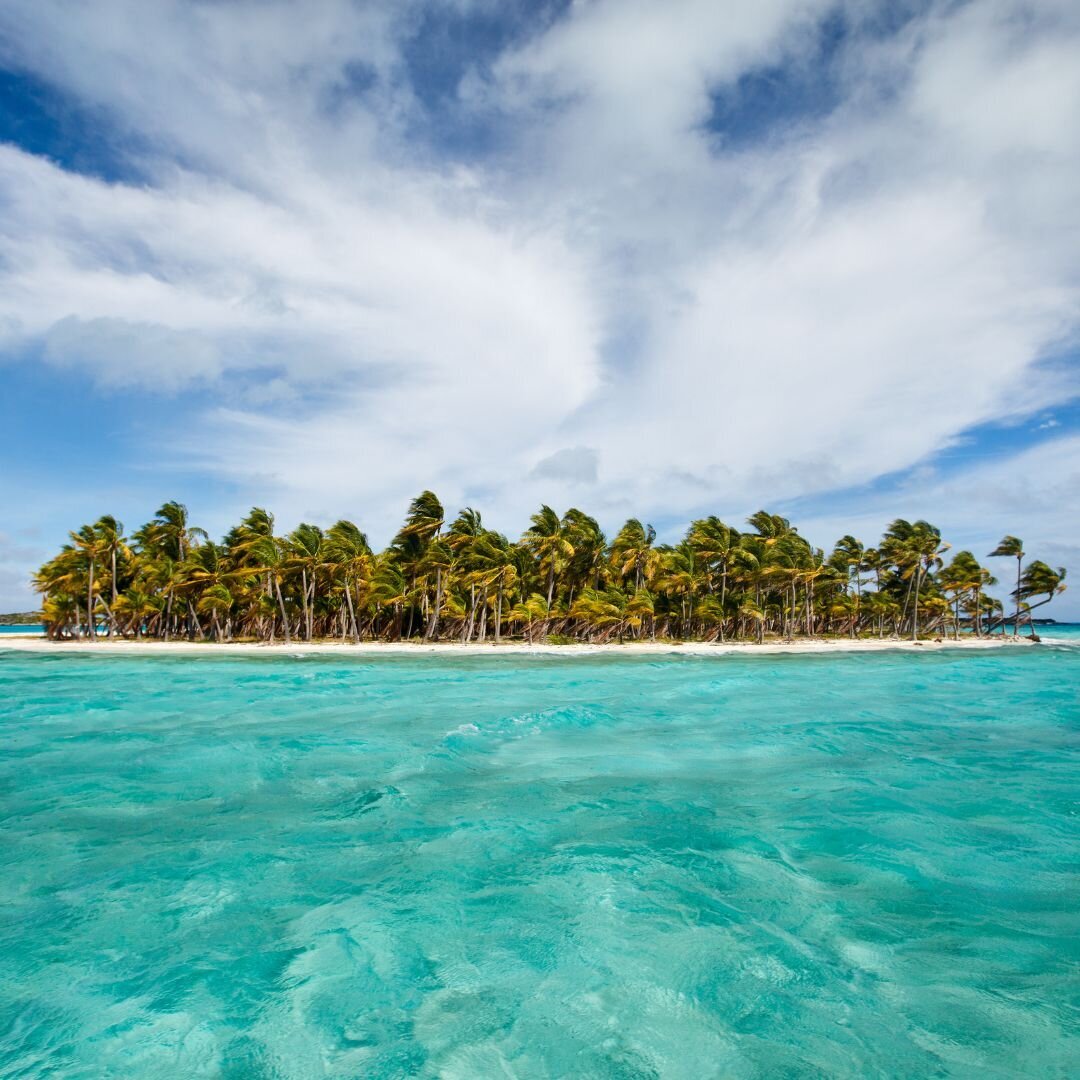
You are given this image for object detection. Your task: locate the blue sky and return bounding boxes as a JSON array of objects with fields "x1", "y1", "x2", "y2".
[{"x1": 0, "y1": 0, "x2": 1078, "y2": 617}]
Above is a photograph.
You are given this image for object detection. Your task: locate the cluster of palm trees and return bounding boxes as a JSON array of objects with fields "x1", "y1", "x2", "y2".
[{"x1": 33, "y1": 496, "x2": 1067, "y2": 644}]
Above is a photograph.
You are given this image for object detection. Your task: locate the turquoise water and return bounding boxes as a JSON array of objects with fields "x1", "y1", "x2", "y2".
[
  {"x1": 1035, "y1": 622, "x2": 1080, "y2": 644},
  {"x1": 0, "y1": 625, "x2": 44, "y2": 635},
  {"x1": 1, "y1": 645, "x2": 1078, "y2": 1078}
]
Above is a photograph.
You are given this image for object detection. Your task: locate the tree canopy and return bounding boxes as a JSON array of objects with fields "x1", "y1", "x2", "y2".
[{"x1": 33, "y1": 500, "x2": 1066, "y2": 644}]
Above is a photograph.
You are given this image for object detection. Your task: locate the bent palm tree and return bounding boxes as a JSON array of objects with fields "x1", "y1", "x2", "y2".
[
  {"x1": 1013, "y1": 561, "x2": 1067, "y2": 636},
  {"x1": 988, "y1": 536, "x2": 1024, "y2": 636}
]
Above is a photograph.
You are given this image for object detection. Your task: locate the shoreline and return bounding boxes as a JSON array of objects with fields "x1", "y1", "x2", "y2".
[{"x1": 0, "y1": 636, "x2": 1033, "y2": 658}]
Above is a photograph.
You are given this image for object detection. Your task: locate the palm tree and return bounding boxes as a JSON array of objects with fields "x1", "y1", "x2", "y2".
[
  {"x1": 988, "y1": 536, "x2": 1025, "y2": 636},
  {"x1": 325, "y1": 520, "x2": 372, "y2": 643},
  {"x1": 68, "y1": 524, "x2": 106, "y2": 640},
  {"x1": 562, "y1": 508, "x2": 607, "y2": 599},
  {"x1": 905, "y1": 521, "x2": 950, "y2": 640},
  {"x1": 659, "y1": 544, "x2": 702, "y2": 639},
  {"x1": 93, "y1": 515, "x2": 128, "y2": 637},
  {"x1": 35, "y1": 542, "x2": 88, "y2": 638},
  {"x1": 831, "y1": 535, "x2": 865, "y2": 637},
  {"x1": 230, "y1": 509, "x2": 291, "y2": 644},
  {"x1": 393, "y1": 491, "x2": 444, "y2": 638},
  {"x1": 113, "y1": 587, "x2": 161, "y2": 638},
  {"x1": 509, "y1": 593, "x2": 549, "y2": 644},
  {"x1": 524, "y1": 506, "x2": 574, "y2": 614},
  {"x1": 367, "y1": 556, "x2": 409, "y2": 639},
  {"x1": 40, "y1": 592, "x2": 80, "y2": 639},
  {"x1": 610, "y1": 519, "x2": 659, "y2": 592},
  {"x1": 688, "y1": 517, "x2": 739, "y2": 639},
  {"x1": 288, "y1": 523, "x2": 326, "y2": 642},
  {"x1": 1012, "y1": 561, "x2": 1067, "y2": 636},
  {"x1": 473, "y1": 530, "x2": 517, "y2": 644},
  {"x1": 31, "y1": 496, "x2": 1068, "y2": 648},
  {"x1": 136, "y1": 501, "x2": 207, "y2": 563},
  {"x1": 196, "y1": 584, "x2": 233, "y2": 641},
  {"x1": 940, "y1": 551, "x2": 996, "y2": 638}
]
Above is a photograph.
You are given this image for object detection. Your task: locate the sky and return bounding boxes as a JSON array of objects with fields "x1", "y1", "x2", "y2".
[{"x1": 0, "y1": 0, "x2": 1077, "y2": 618}]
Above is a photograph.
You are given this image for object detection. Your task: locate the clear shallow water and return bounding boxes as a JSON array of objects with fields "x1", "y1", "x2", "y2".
[
  {"x1": 1, "y1": 645, "x2": 1077, "y2": 1078},
  {"x1": 0, "y1": 625, "x2": 44, "y2": 635}
]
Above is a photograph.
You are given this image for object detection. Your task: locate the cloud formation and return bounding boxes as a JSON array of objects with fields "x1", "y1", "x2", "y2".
[{"x1": 0, "y1": 0, "x2": 1077, "y2": 610}]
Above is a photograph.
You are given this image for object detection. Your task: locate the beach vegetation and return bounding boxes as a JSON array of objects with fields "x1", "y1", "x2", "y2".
[{"x1": 32, "y1": 501, "x2": 1067, "y2": 644}]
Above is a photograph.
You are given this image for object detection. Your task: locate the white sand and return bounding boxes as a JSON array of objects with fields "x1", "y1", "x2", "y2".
[{"x1": 0, "y1": 636, "x2": 1029, "y2": 658}]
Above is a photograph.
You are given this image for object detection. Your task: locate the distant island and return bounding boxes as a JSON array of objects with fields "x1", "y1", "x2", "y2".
[
  {"x1": 0, "y1": 612, "x2": 43, "y2": 625},
  {"x1": 32, "y1": 497, "x2": 1066, "y2": 645}
]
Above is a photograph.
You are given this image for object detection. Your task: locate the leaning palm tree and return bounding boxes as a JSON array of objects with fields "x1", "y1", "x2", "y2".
[
  {"x1": 988, "y1": 536, "x2": 1024, "y2": 636},
  {"x1": 1010, "y1": 561, "x2": 1067, "y2": 636}
]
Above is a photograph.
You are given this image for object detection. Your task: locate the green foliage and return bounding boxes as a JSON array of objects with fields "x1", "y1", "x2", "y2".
[{"x1": 32, "y1": 498, "x2": 1065, "y2": 645}]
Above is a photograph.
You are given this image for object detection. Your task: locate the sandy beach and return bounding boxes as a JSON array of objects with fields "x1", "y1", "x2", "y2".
[{"x1": 0, "y1": 636, "x2": 1031, "y2": 658}]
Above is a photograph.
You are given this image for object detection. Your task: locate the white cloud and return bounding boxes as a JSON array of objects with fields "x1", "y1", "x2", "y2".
[{"x1": 0, "y1": 0, "x2": 1077, "y2": 576}]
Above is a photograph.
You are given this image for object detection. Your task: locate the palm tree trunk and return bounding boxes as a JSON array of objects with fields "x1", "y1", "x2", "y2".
[
  {"x1": 460, "y1": 584, "x2": 477, "y2": 642},
  {"x1": 344, "y1": 578, "x2": 360, "y2": 643},
  {"x1": 87, "y1": 557, "x2": 96, "y2": 640},
  {"x1": 300, "y1": 569, "x2": 312, "y2": 642},
  {"x1": 719, "y1": 567, "x2": 727, "y2": 642},
  {"x1": 425, "y1": 568, "x2": 442, "y2": 641},
  {"x1": 187, "y1": 600, "x2": 203, "y2": 641},
  {"x1": 274, "y1": 577, "x2": 291, "y2": 645},
  {"x1": 1014, "y1": 556, "x2": 1022, "y2": 637},
  {"x1": 911, "y1": 567, "x2": 923, "y2": 641},
  {"x1": 899, "y1": 569, "x2": 915, "y2": 637},
  {"x1": 110, "y1": 548, "x2": 118, "y2": 638}
]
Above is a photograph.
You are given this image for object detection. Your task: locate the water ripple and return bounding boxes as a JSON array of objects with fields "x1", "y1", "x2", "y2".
[{"x1": 1, "y1": 646, "x2": 1077, "y2": 1077}]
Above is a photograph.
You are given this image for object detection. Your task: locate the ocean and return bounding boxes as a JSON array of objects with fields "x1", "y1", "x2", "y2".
[{"x1": 1, "y1": 642, "x2": 1077, "y2": 1077}]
